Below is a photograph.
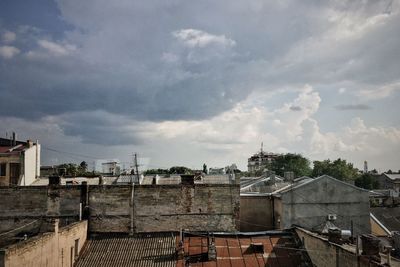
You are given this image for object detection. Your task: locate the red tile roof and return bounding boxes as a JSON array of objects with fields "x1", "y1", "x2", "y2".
[{"x1": 180, "y1": 232, "x2": 309, "y2": 267}]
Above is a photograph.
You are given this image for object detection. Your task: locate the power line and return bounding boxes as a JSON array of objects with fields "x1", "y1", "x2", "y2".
[
  {"x1": 0, "y1": 220, "x2": 39, "y2": 237},
  {"x1": 42, "y1": 146, "x2": 101, "y2": 160}
]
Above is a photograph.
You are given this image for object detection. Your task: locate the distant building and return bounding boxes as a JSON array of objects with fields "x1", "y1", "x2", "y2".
[
  {"x1": 0, "y1": 135, "x2": 40, "y2": 186},
  {"x1": 272, "y1": 175, "x2": 371, "y2": 236},
  {"x1": 376, "y1": 173, "x2": 400, "y2": 191},
  {"x1": 239, "y1": 175, "x2": 371, "y2": 236},
  {"x1": 101, "y1": 161, "x2": 120, "y2": 176},
  {"x1": 247, "y1": 144, "x2": 280, "y2": 172}
]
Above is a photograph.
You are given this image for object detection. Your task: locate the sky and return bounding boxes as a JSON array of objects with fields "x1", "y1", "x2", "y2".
[{"x1": 0, "y1": 0, "x2": 399, "y2": 172}]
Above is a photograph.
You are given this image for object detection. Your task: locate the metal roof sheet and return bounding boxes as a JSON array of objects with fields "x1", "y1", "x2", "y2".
[
  {"x1": 75, "y1": 232, "x2": 177, "y2": 267},
  {"x1": 75, "y1": 231, "x2": 311, "y2": 267}
]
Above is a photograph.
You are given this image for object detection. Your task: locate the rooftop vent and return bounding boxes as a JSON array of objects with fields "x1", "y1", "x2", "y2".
[{"x1": 250, "y1": 242, "x2": 264, "y2": 253}]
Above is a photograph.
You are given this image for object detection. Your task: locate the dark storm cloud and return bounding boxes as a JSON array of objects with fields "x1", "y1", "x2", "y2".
[
  {"x1": 335, "y1": 104, "x2": 372, "y2": 110},
  {"x1": 290, "y1": 106, "x2": 302, "y2": 111},
  {"x1": 0, "y1": 0, "x2": 399, "y2": 146}
]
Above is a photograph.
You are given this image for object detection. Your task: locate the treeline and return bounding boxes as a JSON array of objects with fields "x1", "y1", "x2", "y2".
[
  {"x1": 252, "y1": 153, "x2": 380, "y2": 190},
  {"x1": 144, "y1": 166, "x2": 192, "y2": 175},
  {"x1": 56, "y1": 161, "x2": 99, "y2": 177}
]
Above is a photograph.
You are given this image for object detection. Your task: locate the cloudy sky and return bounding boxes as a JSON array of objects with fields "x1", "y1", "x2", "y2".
[{"x1": 0, "y1": 0, "x2": 399, "y2": 171}]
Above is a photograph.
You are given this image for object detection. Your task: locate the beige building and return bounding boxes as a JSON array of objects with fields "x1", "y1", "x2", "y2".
[{"x1": 0, "y1": 136, "x2": 40, "y2": 186}]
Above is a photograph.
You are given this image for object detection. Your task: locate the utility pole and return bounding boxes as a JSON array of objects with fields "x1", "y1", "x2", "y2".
[{"x1": 134, "y1": 153, "x2": 139, "y2": 183}]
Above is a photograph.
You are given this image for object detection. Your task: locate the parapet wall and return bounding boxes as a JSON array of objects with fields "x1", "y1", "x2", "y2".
[
  {"x1": 1, "y1": 220, "x2": 87, "y2": 267},
  {"x1": 0, "y1": 184, "x2": 240, "y2": 234}
]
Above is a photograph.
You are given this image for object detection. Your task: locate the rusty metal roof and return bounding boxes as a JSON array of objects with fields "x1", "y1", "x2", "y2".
[
  {"x1": 75, "y1": 231, "x2": 311, "y2": 267},
  {"x1": 179, "y1": 232, "x2": 310, "y2": 267},
  {"x1": 75, "y1": 232, "x2": 177, "y2": 267}
]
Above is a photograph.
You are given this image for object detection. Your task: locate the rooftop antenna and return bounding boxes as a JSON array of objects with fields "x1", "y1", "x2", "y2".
[{"x1": 261, "y1": 142, "x2": 263, "y2": 153}]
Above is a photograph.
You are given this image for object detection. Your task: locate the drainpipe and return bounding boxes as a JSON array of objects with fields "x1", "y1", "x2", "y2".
[
  {"x1": 35, "y1": 140, "x2": 39, "y2": 178},
  {"x1": 271, "y1": 196, "x2": 275, "y2": 229}
]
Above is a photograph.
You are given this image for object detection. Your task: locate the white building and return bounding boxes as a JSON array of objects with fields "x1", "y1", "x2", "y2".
[{"x1": 0, "y1": 136, "x2": 40, "y2": 186}]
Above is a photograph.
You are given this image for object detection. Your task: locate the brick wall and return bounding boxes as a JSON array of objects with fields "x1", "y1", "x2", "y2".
[{"x1": 0, "y1": 183, "x2": 240, "y2": 234}]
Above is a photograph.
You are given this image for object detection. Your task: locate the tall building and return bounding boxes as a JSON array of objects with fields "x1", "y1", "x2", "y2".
[
  {"x1": 247, "y1": 143, "x2": 280, "y2": 172},
  {"x1": 364, "y1": 160, "x2": 368, "y2": 173}
]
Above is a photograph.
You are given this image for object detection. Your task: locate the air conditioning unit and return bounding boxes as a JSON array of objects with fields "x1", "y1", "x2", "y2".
[{"x1": 327, "y1": 214, "x2": 337, "y2": 221}]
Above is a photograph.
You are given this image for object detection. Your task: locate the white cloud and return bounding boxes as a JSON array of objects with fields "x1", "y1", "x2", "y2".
[
  {"x1": 2, "y1": 31, "x2": 16, "y2": 43},
  {"x1": 0, "y1": 45, "x2": 20, "y2": 59},
  {"x1": 173, "y1": 29, "x2": 236, "y2": 48},
  {"x1": 358, "y1": 81, "x2": 400, "y2": 100},
  {"x1": 37, "y1": 39, "x2": 76, "y2": 56}
]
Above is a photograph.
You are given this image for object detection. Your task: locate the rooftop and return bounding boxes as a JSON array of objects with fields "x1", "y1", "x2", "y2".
[
  {"x1": 75, "y1": 232, "x2": 177, "y2": 267},
  {"x1": 383, "y1": 173, "x2": 400, "y2": 181},
  {"x1": 180, "y1": 231, "x2": 311, "y2": 267},
  {"x1": 370, "y1": 206, "x2": 400, "y2": 233},
  {"x1": 75, "y1": 231, "x2": 312, "y2": 267}
]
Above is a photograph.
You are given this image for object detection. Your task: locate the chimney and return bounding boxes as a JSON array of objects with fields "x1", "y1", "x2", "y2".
[
  {"x1": 40, "y1": 219, "x2": 59, "y2": 233},
  {"x1": 208, "y1": 237, "x2": 217, "y2": 261},
  {"x1": 12, "y1": 132, "x2": 16, "y2": 146},
  {"x1": 270, "y1": 171, "x2": 276, "y2": 184},
  {"x1": 361, "y1": 234, "x2": 381, "y2": 262},
  {"x1": 27, "y1": 140, "x2": 33, "y2": 148},
  {"x1": 328, "y1": 228, "x2": 342, "y2": 244},
  {"x1": 284, "y1": 171, "x2": 294, "y2": 183}
]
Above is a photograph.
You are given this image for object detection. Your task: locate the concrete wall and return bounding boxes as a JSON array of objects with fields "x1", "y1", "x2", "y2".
[
  {"x1": 280, "y1": 176, "x2": 371, "y2": 236},
  {"x1": 22, "y1": 146, "x2": 37, "y2": 186},
  {"x1": 0, "y1": 183, "x2": 240, "y2": 234},
  {"x1": 240, "y1": 195, "x2": 273, "y2": 231},
  {"x1": 295, "y1": 227, "x2": 358, "y2": 267},
  {"x1": 1, "y1": 220, "x2": 87, "y2": 267}
]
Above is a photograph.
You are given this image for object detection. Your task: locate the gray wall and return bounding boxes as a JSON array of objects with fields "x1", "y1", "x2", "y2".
[
  {"x1": 279, "y1": 176, "x2": 370, "y2": 236},
  {"x1": 0, "y1": 184, "x2": 240, "y2": 234},
  {"x1": 240, "y1": 196, "x2": 273, "y2": 231}
]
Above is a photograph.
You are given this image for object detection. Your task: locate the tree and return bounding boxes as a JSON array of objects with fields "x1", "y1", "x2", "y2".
[
  {"x1": 78, "y1": 161, "x2": 88, "y2": 173},
  {"x1": 57, "y1": 163, "x2": 78, "y2": 177},
  {"x1": 355, "y1": 173, "x2": 379, "y2": 190},
  {"x1": 168, "y1": 166, "x2": 192, "y2": 174},
  {"x1": 203, "y1": 164, "x2": 208, "y2": 174},
  {"x1": 144, "y1": 168, "x2": 169, "y2": 175},
  {"x1": 387, "y1": 169, "x2": 393, "y2": 174},
  {"x1": 268, "y1": 153, "x2": 312, "y2": 177},
  {"x1": 312, "y1": 158, "x2": 359, "y2": 181}
]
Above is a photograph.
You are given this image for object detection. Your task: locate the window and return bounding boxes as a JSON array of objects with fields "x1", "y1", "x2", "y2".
[
  {"x1": 74, "y1": 239, "x2": 79, "y2": 259},
  {"x1": 70, "y1": 247, "x2": 74, "y2": 267},
  {"x1": 0, "y1": 163, "x2": 6, "y2": 176}
]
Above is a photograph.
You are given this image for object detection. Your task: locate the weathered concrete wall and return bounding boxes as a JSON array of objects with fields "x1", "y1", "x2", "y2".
[
  {"x1": 0, "y1": 183, "x2": 240, "y2": 233},
  {"x1": 2, "y1": 220, "x2": 87, "y2": 267},
  {"x1": 295, "y1": 227, "x2": 362, "y2": 267},
  {"x1": 281, "y1": 177, "x2": 371, "y2": 236},
  {"x1": 134, "y1": 185, "x2": 239, "y2": 232},
  {"x1": 240, "y1": 195, "x2": 273, "y2": 231}
]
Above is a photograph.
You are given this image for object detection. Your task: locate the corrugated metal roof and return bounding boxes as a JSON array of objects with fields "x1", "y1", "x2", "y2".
[
  {"x1": 75, "y1": 232, "x2": 177, "y2": 267},
  {"x1": 75, "y1": 231, "x2": 311, "y2": 267}
]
